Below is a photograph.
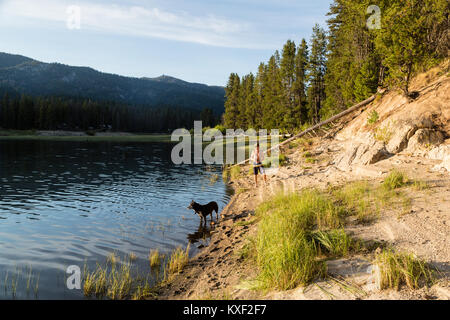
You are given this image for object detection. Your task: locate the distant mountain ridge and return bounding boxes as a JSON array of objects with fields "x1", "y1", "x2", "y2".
[{"x1": 0, "y1": 52, "x2": 225, "y2": 114}]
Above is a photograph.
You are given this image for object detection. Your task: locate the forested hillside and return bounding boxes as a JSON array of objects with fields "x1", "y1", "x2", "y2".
[
  {"x1": 0, "y1": 91, "x2": 218, "y2": 133},
  {"x1": 0, "y1": 52, "x2": 223, "y2": 132},
  {"x1": 223, "y1": 0, "x2": 448, "y2": 133}
]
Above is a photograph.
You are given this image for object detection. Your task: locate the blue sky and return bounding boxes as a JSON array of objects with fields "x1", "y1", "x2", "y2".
[{"x1": 0, "y1": 0, "x2": 331, "y2": 86}]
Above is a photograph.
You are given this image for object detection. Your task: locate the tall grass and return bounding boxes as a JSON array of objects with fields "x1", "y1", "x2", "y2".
[
  {"x1": 383, "y1": 170, "x2": 407, "y2": 190},
  {"x1": 83, "y1": 254, "x2": 152, "y2": 300},
  {"x1": 309, "y1": 229, "x2": 359, "y2": 257},
  {"x1": 149, "y1": 249, "x2": 164, "y2": 269},
  {"x1": 375, "y1": 249, "x2": 435, "y2": 290},
  {"x1": 250, "y1": 179, "x2": 428, "y2": 291},
  {"x1": 254, "y1": 190, "x2": 350, "y2": 290},
  {"x1": 167, "y1": 244, "x2": 190, "y2": 276},
  {"x1": 83, "y1": 244, "x2": 191, "y2": 300},
  {"x1": 257, "y1": 190, "x2": 345, "y2": 230}
]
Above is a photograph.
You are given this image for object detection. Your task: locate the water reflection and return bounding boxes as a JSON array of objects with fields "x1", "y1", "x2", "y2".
[{"x1": 187, "y1": 221, "x2": 215, "y2": 246}]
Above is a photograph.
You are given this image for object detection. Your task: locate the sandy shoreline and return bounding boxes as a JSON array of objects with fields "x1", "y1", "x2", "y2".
[
  {"x1": 155, "y1": 135, "x2": 449, "y2": 300},
  {"x1": 154, "y1": 73, "x2": 450, "y2": 299}
]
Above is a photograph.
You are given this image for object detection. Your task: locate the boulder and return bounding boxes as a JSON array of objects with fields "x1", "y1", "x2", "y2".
[
  {"x1": 429, "y1": 143, "x2": 450, "y2": 172},
  {"x1": 406, "y1": 129, "x2": 445, "y2": 153},
  {"x1": 356, "y1": 141, "x2": 391, "y2": 165},
  {"x1": 386, "y1": 123, "x2": 418, "y2": 154},
  {"x1": 335, "y1": 139, "x2": 391, "y2": 171}
]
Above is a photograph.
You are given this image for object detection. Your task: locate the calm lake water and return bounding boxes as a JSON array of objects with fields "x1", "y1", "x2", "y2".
[{"x1": 0, "y1": 140, "x2": 233, "y2": 299}]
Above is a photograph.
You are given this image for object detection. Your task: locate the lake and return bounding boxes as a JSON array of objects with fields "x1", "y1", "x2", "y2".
[{"x1": 0, "y1": 139, "x2": 233, "y2": 299}]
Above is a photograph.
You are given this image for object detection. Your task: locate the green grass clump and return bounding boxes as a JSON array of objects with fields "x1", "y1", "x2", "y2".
[
  {"x1": 257, "y1": 190, "x2": 345, "y2": 230},
  {"x1": 279, "y1": 154, "x2": 288, "y2": 166},
  {"x1": 254, "y1": 190, "x2": 351, "y2": 290},
  {"x1": 374, "y1": 122, "x2": 393, "y2": 143},
  {"x1": 246, "y1": 179, "x2": 433, "y2": 293},
  {"x1": 83, "y1": 255, "x2": 154, "y2": 300},
  {"x1": 367, "y1": 110, "x2": 379, "y2": 125},
  {"x1": 375, "y1": 249, "x2": 435, "y2": 290},
  {"x1": 149, "y1": 250, "x2": 164, "y2": 269},
  {"x1": 303, "y1": 151, "x2": 317, "y2": 164},
  {"x1": 222, "y1": 165, "x2": 241, "y2": 181},
  {"x1": 383, "y1": 170, "x2": 407, "y2": 190},
  {"x1": 309, "y1": 229, "x2": 359, "y2": 257},
  {"x1": 263, "y1": 153, "x2": 288, "y2": 167},
  {"x1": 83, "y1": 260, "x2": 135, "y2": 299},
  {"x1": 167, "y1": 245, "x2": 190, "y2": 275}
]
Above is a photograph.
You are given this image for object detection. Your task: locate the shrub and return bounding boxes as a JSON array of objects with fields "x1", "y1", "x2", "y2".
[
  {"x1": 367, "y1": 110, "x2": 379, "y2": 125},
  {"x1": 374, "y1": 122, "x2": 393, "y2": 143}
]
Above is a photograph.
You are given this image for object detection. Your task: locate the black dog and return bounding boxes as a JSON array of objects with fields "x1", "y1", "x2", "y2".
[{"x1": 188, "y1": 200, "x2": 219, "y2": 225}]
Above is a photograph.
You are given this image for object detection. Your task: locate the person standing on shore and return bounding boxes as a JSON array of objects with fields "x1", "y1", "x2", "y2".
[{"x1": 250, "y1": 142, "x2": 267, "y2": 187}]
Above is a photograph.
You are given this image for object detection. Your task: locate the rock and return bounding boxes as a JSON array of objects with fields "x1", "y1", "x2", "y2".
[
  {"x1": 433, "y1": 153, "x2": 450, "y2": 172},
  {"x1": 357, "y1": 141, "x2": 391, "y2": 165},
  {"x1": 386, "y1": 122, "x2": 418, "y2": 154},
  {"x1": 429, "y1": 143, "x2": 450, "y2": 172},
  {"x1": 428, "y1": 143, "x2": 450, "y2": 160},
  {"x1": 406, "y1": 129, "x2": 444, "y2": 153},
  {"x1": 335, "y1": 140, "x2": 390, "y2": 171}
]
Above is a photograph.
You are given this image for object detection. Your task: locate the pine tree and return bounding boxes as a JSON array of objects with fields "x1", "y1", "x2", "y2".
[
  {"x1": 262, "y1": 55, "x2": 283, "y2": 129},
  {"x1": 375, "y1": 0, "x2": 448, "y2": 96},
  {"x1": 307, "y1": 24, "x2": 327, "y2": 124},
  {"x1": 293, "y1": 39, "x2": 309, "y2": 127},
  {"x1": 280, "y1": 40, "x2": 297, "y2": 132},
  {"x1": 323, "y1": 0, "x2": 380, "y2": 118},
  {"x1": 242, "y1": 73, "x2": 256, "y2": 129},
  {"x1": 224, "y1": 73, "x2": 241, "y2": 129}
]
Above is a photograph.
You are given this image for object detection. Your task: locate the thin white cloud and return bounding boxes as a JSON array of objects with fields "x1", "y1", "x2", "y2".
[{"x1": 0, "y1": 0, "x2": 273, "y2": 49}]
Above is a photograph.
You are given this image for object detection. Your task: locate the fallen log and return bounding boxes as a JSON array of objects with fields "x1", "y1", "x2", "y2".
[{"x1": 230, "y1": 93, "x2": 377, "y2": 167}]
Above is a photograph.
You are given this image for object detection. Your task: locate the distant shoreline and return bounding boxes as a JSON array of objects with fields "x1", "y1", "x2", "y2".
[{"x1": 0, "y1": 130, "x2": 173, "y2": 142}]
